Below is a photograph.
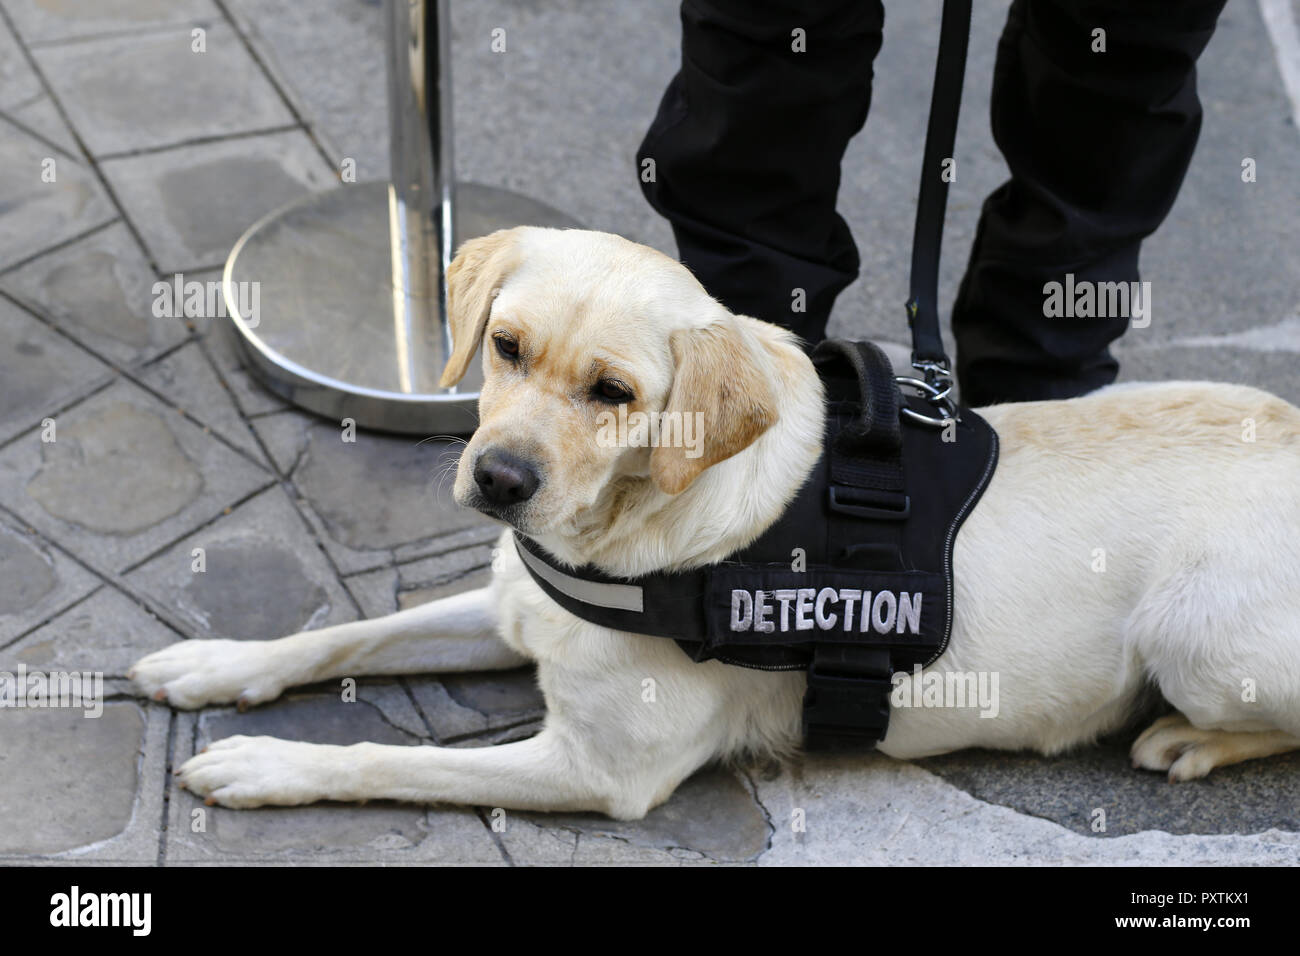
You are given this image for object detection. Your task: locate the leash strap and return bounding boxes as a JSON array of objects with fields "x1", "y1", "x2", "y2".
[{"x1": 906, "y1": 0, "x2": 972, "y2": 371}]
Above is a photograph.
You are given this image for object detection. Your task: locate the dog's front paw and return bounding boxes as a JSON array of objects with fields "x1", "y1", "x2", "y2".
[
  {"x1": 177, "y1": 735, "x2": 345, "y2": 808},
  {"x1": 129, "y1": 640, "x2": 288, "y2": 710}
]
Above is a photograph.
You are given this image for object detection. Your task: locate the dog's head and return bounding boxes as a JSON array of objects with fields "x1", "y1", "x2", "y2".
[{"x1": 441, "y1": 227, "x2": 784, "y2": 542}]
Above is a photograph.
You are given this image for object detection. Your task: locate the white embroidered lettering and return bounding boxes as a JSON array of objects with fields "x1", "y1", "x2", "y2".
[
  {"x1": 795, "y1": 588, "x2": 816, "y2": 630},
  {"x1": 897, "y1": 592, "x2": 922, "y2": 634},
  {"x1": 730, "y1": 589, "x2": 753, "y2": 631},
  {"x1": 755, "y1": 591, "x2": 775, "y2": 633},
  {"x1": 872, "y1": 591, "x2": 897, "y2": 633},
  {"x1": 773, "y1": 589, "x2": 797, "y2": 631},
  {"x1": 814, "y1": 587, "x2": 839, "y2": 629}
]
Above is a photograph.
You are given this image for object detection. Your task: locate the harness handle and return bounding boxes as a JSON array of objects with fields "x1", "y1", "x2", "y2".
[{"x1": 811, "y1": 340, "x2": 902, "y2": 455}]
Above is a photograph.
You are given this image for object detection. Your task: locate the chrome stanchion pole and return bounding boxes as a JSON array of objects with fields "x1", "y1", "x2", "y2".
[{"x1": 222, "y1": 0, "x2": 580, "y2": 434}]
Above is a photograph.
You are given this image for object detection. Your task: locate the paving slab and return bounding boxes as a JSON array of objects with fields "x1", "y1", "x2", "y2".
[
  {"x1": 125, "y1": 483, "x2": 356, "y2": 642},
  {"x1": 448, "y1": 718, "x2": 545, "y2": 749},
  {"x1": 252, "y1": 405, "x2": 501, "y2": 574},
  {"x1": 502, "y1": 765, "x2": 771, "y2": 866},
  {"x1": 135, "y1": 340, "x2": 266, "y2": 462},
  {"x1": 100, "y1": 129, "x2": 336, "y2": 273},
  {"x1": 0, "y1": 11, "x2": 41, "y2": 112},
  {"x1": 0, "y1": 377, "x2": 272, "y2": 574},
  {"x1": 409, "y1": 667, "x2": 544, "y2": 743},
  {"x1": 4, "y1": 0, "x2": 219, "y2": 45},
  {"x1": 1, "y1": 92, "x2": 81, "y2": 158},
  {"x1": 344, "y1": 548, "x2": 491, "y2": 621},
  {"x1": 0, "y1": 296, "x2": 114, "y2": 446},
  {"x1": 222, "y1": 0, "x2": 386, "y2": 176},
  {"x1": 0, "y1": 222, "x2": 189, "y2": 368},
  {"x1": 1, "y1": 583, "x2": 179, "y2": 680},
  {"x1": 165, "y1": 691, "x2": 503, "y2": 863},
  {"x1": 284, "y1": 422, "x2": 494, "y2": 574},
  {"x1": 0, "y1": 13, "x2": 78, "y2": 154},
  {"x1": 0, "y1": 517, "x2": 101, "y2": 646},
  {"x1": 394, "y1": 547, "x2": 494, "y2": 604},
  {"x1": 343, "y1": 563, "x2": 401, "y2": 621},
  {"x1": 205, "y1": 328, "x2": 290, "y2": 423},
  {"x1": 343, "y1": 555, "x2": 538, "y2": 742},
  {"x1": 0, "y1": 700, "x2": 169, "y2": 862},
  {"x1": 245, "y1": 406, "x2": 313, "y2": 474},
  {"x1": 30, "y1": 21, "x2": 293, "y2": 157},
  {"x1": 393, "y1": 524, "x2": 503, "y2": 568},
  {"x1": 0, "y1": 116, "x2": 115, "y2": 272}
]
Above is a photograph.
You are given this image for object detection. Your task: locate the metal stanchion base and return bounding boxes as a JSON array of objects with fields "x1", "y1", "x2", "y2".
[{"x1": 222, "y1": 180, "x2": 581, "y2": 434}]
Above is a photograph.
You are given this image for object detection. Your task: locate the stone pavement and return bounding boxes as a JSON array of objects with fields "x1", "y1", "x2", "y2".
[{"x1": 0, "y1": 0, "x2": 1298, "y2": 865}]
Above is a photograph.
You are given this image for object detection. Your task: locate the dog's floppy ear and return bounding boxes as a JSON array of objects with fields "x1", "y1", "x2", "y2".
[
  {"x1": 439, "y1": 227, "x2": 522, "y2": 388},
  {"x1": 650, "y1": 316, "x2": 778, "y2": 495}
]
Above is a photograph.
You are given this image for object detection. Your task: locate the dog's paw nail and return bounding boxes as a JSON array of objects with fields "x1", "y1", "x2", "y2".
[
  {"x1": 199, "y1": 746, "x2": 208, "y2": 754},
  {"x1": 237, "y1": 696, "x2": 249, "y2": 713},
  {"x1": 205, "y1": 797, "x2": 216, "y2": 806},
  {"x1": 152, "y1": 689, "x2": 167, "y2": 702},
  {"x1": 127, "y1": 669, "x2": 136, "y2": 680}
]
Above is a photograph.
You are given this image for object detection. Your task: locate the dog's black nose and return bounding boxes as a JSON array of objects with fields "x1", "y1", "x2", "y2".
[{"x1": 473, "y1": 449, "x2": 540, "y2": 506}]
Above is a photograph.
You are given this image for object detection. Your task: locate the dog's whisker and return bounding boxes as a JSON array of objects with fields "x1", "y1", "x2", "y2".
[
  {"x1": 429, "y1": 456, "x2": 463, "y2": 498},
  {"x1": 414, "y1": 434, "x2": 469, "y2": 448}
]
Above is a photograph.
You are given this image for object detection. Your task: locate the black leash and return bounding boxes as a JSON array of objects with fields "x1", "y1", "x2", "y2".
[{"x1": 900, "y1": 0, "x2": 971, "y2": 426}]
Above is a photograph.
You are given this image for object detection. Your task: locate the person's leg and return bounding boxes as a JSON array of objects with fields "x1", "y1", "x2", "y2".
[
  {"x1": 637, "y1": 0, "x2": 885, "y2": 345},
  {"x1": 953, "y1": 0, "x2": 1227, "y2": 406}
]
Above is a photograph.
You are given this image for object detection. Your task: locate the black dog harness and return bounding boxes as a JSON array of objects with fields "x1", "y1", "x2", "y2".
[
  {"x1": 515, "y1": 0, "x2": 989, "y2": 750},
  {"x1": 514, "y1": 340, "x2": 997, "y2": 750}
]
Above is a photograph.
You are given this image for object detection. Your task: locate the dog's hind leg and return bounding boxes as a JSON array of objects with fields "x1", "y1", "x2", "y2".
[
  {"x1": 1130, "y1": 713, "x2": 1300, "y2": 781},
  {"x1": 131, "y1": 586, "x2": 525, "y2": 710}
]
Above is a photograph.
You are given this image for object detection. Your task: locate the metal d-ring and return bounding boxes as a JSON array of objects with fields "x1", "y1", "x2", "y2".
[{"x1": 896, "y1": 362, "x2": 959, "y2": 428}]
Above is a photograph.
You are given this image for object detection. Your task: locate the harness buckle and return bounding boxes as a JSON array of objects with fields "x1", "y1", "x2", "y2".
[
  {"x1": 896, "y1": 360, "x2": 959, "y2": 428},
  {"x1": 828, "y1": 486, "x2": 910, "y2": 521},
  {"x1": 802, "y1": 646, "x2": 893, "y2": 751}
]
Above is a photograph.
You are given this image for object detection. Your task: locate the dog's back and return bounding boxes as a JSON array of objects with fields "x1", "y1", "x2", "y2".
[{"x1": 878, "y1": 381, "x2": 1300, "y2": 761}]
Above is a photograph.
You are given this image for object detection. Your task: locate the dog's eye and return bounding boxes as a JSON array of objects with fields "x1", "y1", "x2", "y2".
[
  {"x1": 493, "y1": 334, "x2": 520, "y2": 360},
  {"x1": 593, "y1": 379, "x2": 634, "y2": 404}
]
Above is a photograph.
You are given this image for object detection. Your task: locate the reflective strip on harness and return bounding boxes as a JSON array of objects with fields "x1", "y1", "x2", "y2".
[{"x1": 515, "y1": 539, "x2": 645, "y2": 612}]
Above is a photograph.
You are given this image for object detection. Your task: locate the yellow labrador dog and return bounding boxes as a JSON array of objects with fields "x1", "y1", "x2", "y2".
[{"x1": 131, "y1": 227, "x2": 1300, "y2": 818}]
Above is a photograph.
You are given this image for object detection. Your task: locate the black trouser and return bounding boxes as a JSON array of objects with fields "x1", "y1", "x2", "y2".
[{"x1": 637, "y1": 0, "x2": 1226, "y2": 405}]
